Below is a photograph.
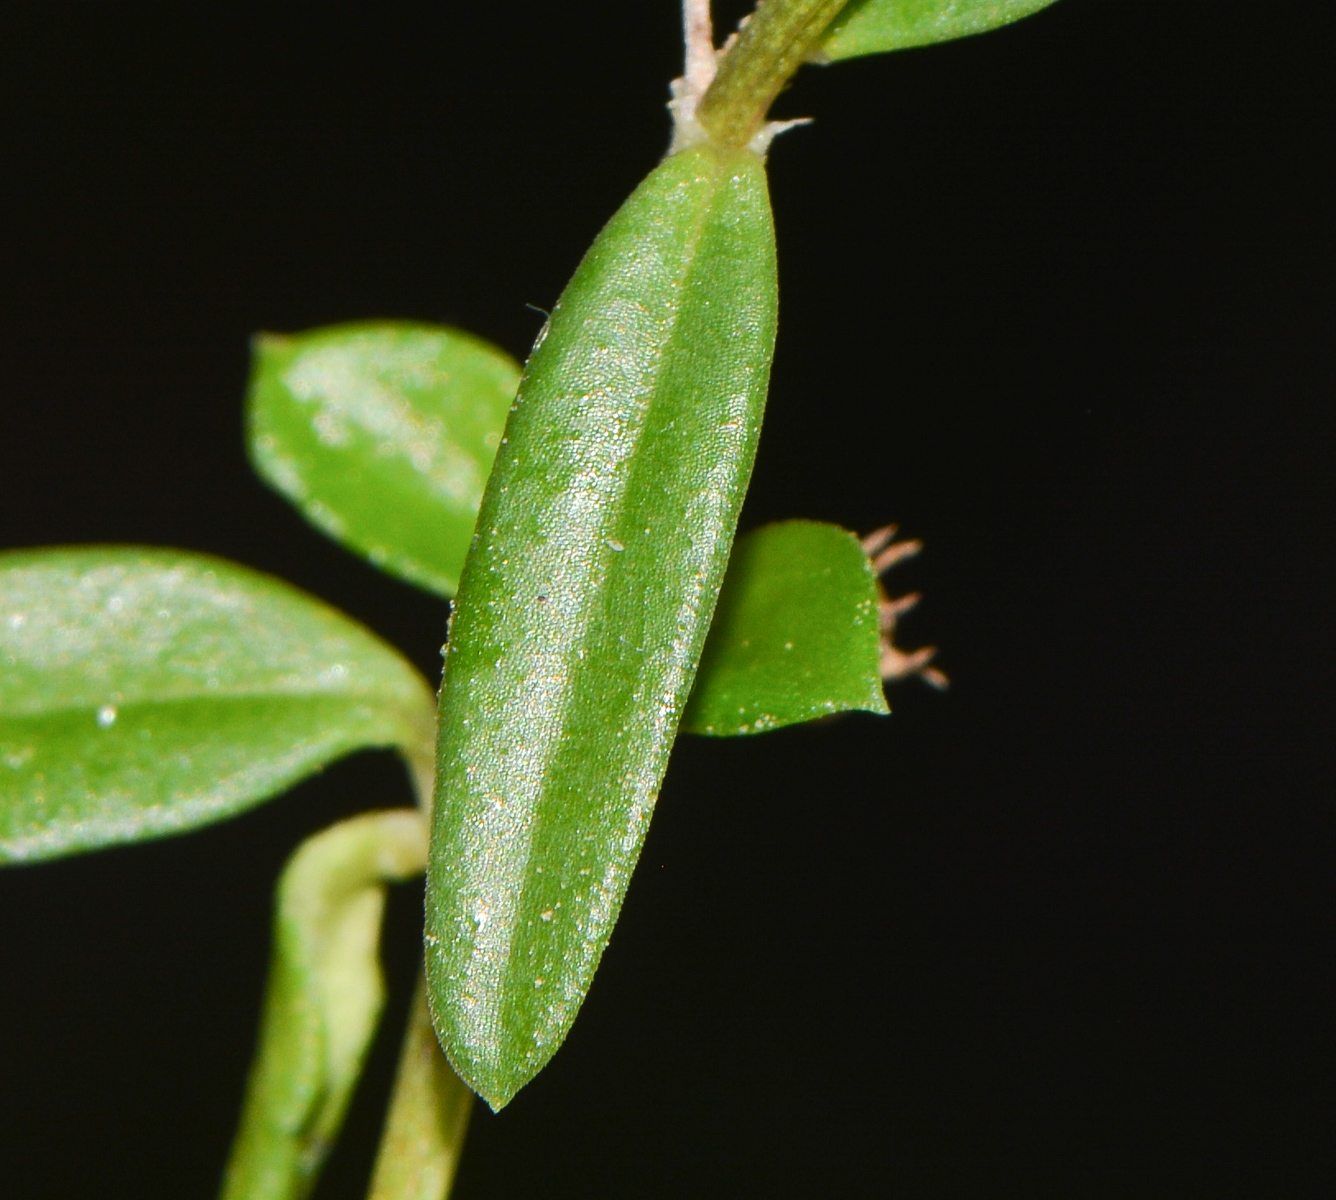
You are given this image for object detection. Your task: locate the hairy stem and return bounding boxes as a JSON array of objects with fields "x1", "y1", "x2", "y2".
[
  {"x1": 697, "y1": 0, "x2": 850, "y2": 150},
  {"x1": 683, "y1": 0, "x2": 717, "y2": 98}
]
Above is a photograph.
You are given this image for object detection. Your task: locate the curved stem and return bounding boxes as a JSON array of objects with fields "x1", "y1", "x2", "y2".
[
  {"x1": 696, "y1": 0, "x2": 849, "y2": 150},
  {"x1": 219, "y1": 812, "x2": 429, "y2": 1200}
]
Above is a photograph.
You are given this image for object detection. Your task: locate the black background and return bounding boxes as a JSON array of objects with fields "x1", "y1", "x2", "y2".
[{"x1": 3, "y1": 1, "x2": 1335, "y2": 1195}]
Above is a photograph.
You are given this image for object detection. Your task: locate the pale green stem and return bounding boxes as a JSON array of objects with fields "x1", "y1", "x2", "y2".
[
  {"x1": 697, "y1": 0, "x2": 850, "y2": 150},
  {"x1": 366, "y1": 977, "x2": 474, "y2": 1200},
  {"x1": 406, "y1": 746, "x2": 436, "y2": 822},
  {"x1": 219, "y1": 810, "x2": 429, "y2": 1200},
  {"x1": 364, "y1": 756, "x2": 476, "y2": 1200}
]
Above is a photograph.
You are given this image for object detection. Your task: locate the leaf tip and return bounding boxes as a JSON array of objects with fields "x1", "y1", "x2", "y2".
[
  {"x1": 434, "y1": 1044, "x2": 529, "y2": 1114},
  {"x1": 478, "y1": 1082, "x2": 519, "y2": 1114}
]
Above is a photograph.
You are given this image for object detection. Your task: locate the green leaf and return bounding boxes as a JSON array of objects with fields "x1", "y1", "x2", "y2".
[
  {"x1": 681, "y1": 520, "x2": 888, "y2": 736},
  {"x1": 248, "y1": 321, "x2": 521, "y2": 598},
  {"x1": 0, "y1": 547, "x2": 434, "y2": 865},
  {"x1": 221, "y1": 810, "x2": 429, "y2": 1200},
  {"x1": 819, "y1": 0, "x2": 1062, "y2": 61},
  {"x1": 426, "y1": 141, "x2": 778, "y2": 1110}
]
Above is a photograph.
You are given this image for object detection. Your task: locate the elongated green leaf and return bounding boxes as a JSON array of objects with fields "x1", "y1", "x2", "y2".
[
  {"x1": 221, "y1": 810, "x2": 429, "y2": 1200},
  {"x1": 426, "y1": 142, "x2": 778, "y2": 1109},
  {"x1": 248, "y1": 322, "x2": 521, "y2": 598},
  {"x1": 682, "y1": 520, "x2": 887, "y2": 736},
  {"x1": 820, "y1": 0, "x2": 1062, "y2": 60},
  {"x1": 0, "y1": 548, "x2": 433, "y2": 864}
]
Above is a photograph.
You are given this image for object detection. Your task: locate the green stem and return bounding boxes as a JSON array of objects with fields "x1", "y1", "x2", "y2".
[
  {"x1": 697, "y1": 0, "x2": 850, "y2": 150},
  {"x1": 365, "y1": 754, "x2": 473, "y2": 1200},
  {"x1": 367, "y1": 976, "x2": 474, "y2": 1200},
  {"x1": 219, "y1": 811, "x2": 429, "y2": 1200}
]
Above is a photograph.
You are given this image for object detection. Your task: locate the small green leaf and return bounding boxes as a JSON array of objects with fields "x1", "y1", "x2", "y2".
[
  {"x1": 248, "y1": 321, "x2": 521, "y2": 598},
  {"x1": 0, "y1": 548, "x2": 434, "y2": 865},
  {"x1": 682, "y1": 520, "x2": 888, "y2": 736},
  {"x1": 221, "y1": 810, "x2": 429, "y2": 1200},
  {"x1": 820, "y1": 0, "x2": 1062, "y2": 61}
]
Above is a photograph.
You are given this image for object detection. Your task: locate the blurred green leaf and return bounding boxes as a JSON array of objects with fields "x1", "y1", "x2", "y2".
[
  {"x1": 221, "y1": 810, "x2": 429, "y2": 1200},
  {"x1": 0, "y1": 547, "x2": 434, "y2": 864},
  {"x1": 681, "y1": 520, "x2": 888, "y2": 736},
  {"x1": 820, "y1": 0, "x2": 1062, "y2": 60},
  {"x1": 248, "y1": 322, "x2": 521, "y2": 598}
]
